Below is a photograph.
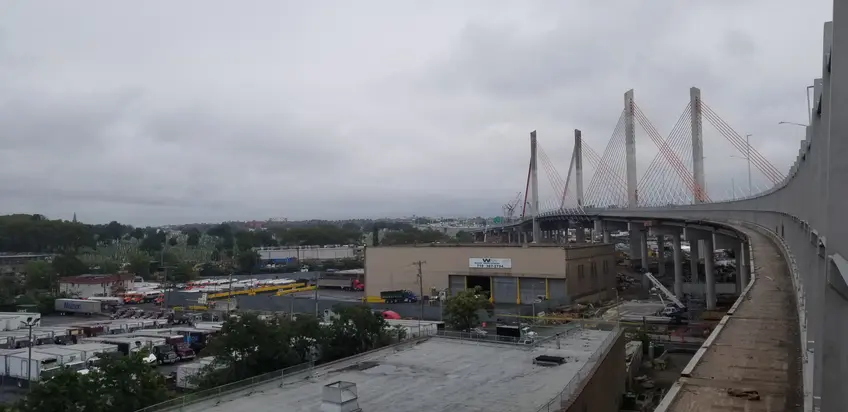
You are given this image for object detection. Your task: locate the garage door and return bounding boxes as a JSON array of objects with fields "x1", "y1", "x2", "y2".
[
  {"x1": 448, "y1": 275, "x2": 466, "y2": 297},
  {"x1": 518, "y1": 278, "x2": 546, "y2": 304},
  {"x1": 548, "y1": 279, "x2": 568, "y2": 305},
  {"x1": 492, "y1": 277, "x2": 517, "y2": 304}
]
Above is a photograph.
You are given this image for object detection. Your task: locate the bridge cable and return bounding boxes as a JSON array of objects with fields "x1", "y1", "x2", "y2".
[
  {"x1": 633, "y1": 104, "x2": 709, "y2": 202},
  {"x1": 638, "y1": 103, "x2": 694, "y2": 205},
  {"x1": 700, "y1": 103, "x2": 784, "y2": 184}
]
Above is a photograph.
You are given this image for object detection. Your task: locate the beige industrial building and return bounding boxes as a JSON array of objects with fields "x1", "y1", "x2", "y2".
[{"x1": 364, "y1": 243, "x2": 616, "y2": 305}]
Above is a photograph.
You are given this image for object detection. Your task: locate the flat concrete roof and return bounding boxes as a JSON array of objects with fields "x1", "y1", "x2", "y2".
[{"x1": 181, "y1": 329, "x2": 613, "y2": 412}]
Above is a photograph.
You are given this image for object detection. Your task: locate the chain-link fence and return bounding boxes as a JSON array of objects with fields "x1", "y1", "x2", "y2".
[{"x1": 533, "y1": 327, "x2": 621, "y2": 412}]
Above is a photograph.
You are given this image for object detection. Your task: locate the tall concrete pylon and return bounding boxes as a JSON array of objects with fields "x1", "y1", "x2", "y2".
[
  {"x1": 530, "y1": 131, "x2": 541, "y2": 242},
  {"x1": 624, "y1": 90, "x2": 638, "y2": 207},
  {"x1": 574, "y1": 129, "x2": 584, "y2": 206},
  {"x1": 690, "y1": 87, "x2": 706, "y2": 203}
]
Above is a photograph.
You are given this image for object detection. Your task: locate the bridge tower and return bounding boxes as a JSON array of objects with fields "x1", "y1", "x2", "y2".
[
  {"x1": 574, "y1": 129, "x2": 584, "y2": 206},
  {"x1": 690, "y1": 87, "x2": 707, "y2": 203},
  {"x1": 529, "y1": 131, "x2": 541, "y2": 242},
  {"x1": 624, "y1": 90, "x2": 638, "y2": 207}
]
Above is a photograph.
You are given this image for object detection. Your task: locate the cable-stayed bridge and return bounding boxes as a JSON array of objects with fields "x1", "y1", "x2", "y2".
[{"x1": 474, "y1": 8, "x2": 847, "y2": 412}]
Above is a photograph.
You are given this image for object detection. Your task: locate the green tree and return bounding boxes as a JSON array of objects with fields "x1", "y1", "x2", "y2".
[
  {"x1": 52, "y1": 253, "x2": 89, "y2": 277},
  {"x1": 16, "y1": 351, "x2": 168, "y2": 412},
  {"x1": 236, "y1": 250, "x2": 261, "y2": 273},
  {"x1": 321, "y1": 305, "x2": 390, "y2": 361},
  {"x1": 130, "y1": 227, "x2": 145, "y2": 240},
  {"x1": 91, "y1": 351, "x2": 170, "y2": 410},
  {"x1": 16, "y1": 367, "x2": 103, "y2": 412},
  {"x1": 196, "y1": 312, "x2": 304, "y2": 387},
  {"x1": 455, "y1": 230, "x2": 474, "y2": 243},
  {"x1": 443, "y1": 287, "x2": 492, "y2": 331},
  {"x1": 169, "y1": 261, "x2": 197, "y2": 284},
  {"x1": 185, "y1": 228, "x2": 201, "y2": 247},
  {"x1": 127, "y1": 252, "x2": 152, "y2": 279},
  {"x1": 23, "y1": 260, "x2": 55, "y2": 291},
  {"x1": 167, "y1": 237, "x2": 178, "y2": 247}
]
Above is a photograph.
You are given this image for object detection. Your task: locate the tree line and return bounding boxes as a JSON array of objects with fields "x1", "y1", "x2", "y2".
[{"x1": 0, "y1": 306, "x2": 403, "y2": 412}]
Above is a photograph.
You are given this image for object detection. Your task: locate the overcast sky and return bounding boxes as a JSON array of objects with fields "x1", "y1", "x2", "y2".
[{"x1": 0, "y1": 1, "x2": 833, "y2": 225}]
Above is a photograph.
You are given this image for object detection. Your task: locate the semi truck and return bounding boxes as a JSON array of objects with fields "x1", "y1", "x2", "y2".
[
  {"x1": 319, "y1": 278, "x2": 364, "y2": 291},
  {"x1": 55, "y1": 299, "x2": 102, "y2": 315},
  {"x1": 380, "y1": 290, "x2": 418, "y2": 304}
]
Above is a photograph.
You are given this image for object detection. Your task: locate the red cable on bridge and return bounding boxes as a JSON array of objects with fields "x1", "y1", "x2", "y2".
[{"x1": 633, "y1": 103, "x2": 711, "y2": 202}]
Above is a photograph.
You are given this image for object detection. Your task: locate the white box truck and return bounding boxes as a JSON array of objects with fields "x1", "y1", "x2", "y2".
[{"x1": 55, "y1": 299, "x2": 102, "y2": 315}]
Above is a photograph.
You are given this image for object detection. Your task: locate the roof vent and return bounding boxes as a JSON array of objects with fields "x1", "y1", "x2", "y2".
[
  {"x1": 534, "y1": 355, "x2": 566, "y2": 366},
  {"x1": 321, "y1": 381, "x2": 362, "y2": 412}
]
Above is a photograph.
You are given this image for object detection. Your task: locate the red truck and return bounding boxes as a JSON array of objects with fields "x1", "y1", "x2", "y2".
[{"x1": 318, "y1": 278, "x2": 364, "y2": 291}]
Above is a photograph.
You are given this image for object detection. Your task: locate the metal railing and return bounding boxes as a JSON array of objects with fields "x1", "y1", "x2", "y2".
[
  {"x1": 533, "y1": 327, "x2": 621, "y2": 412},
  {"x1": 135, "y1": 336, "x2": 430, "y2": 412},
  {"x1": 136, "y1": 361, "x2": 314, "y2": 412}
]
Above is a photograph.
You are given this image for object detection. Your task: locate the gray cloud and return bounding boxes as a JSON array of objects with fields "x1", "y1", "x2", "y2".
[{"x1": 0, "y1": 0, "x2": 834, "y2": 225}]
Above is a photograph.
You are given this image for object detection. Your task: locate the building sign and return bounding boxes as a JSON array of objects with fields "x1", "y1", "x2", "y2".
[{"x1": 469, "y1": 258, "x2": 512, "y2": 269}]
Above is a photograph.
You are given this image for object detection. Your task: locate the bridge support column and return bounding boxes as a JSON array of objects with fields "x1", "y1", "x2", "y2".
[
  {"x1": 603, "y1": 230, "x2": 611, "y2": 244},
  {"x1": 628, "y1": 222, "x2": 644, "y2": 269},
  {"x1": 656, "y1": 235, "x2": 666, "y2": 278},
  {"x1": 641, "y1": 231, "x2": 650, "y2": 289},
  {"x1": 703, "y1": 235, "x2": 716, "y2": 310},
  {"x1": 624, "y1": 89, "x2": 638, "y2": 207},
  {"x1": 736, "y1": 242, "x2": 748, "y2": 292},
  {"x1": 589, "y1": 228, "x2": 595, "y2": 243},
  {"x1": 672, "y1": 232, "x2": 684, "y2": 298},
  {"x1": 690, "y1": 87, "x2": 706, "y2": 203},
  {"x1": 576, "y1": 227, "x2": 586, "y2": 243}
]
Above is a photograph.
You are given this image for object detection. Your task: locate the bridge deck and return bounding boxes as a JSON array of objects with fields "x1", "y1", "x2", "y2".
[{"x1": 667, "y1": 228, "x2": 802, "y2": 412}]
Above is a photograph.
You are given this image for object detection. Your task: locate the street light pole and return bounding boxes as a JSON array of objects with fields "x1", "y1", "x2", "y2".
[
  {"x1": 745, "y1": 134, "x2": 753, "y2": 196},
  {"x1": 21, "y1": 317, "x2": 37, "y2": 390}
]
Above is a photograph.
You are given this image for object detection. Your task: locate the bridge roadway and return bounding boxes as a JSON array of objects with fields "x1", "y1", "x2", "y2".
[{"x1": 662, "y1": 227, "x2": 802, "y2": 412}]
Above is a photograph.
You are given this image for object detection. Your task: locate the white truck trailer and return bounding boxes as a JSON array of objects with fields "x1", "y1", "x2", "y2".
[{"x1": 55, "y1": 299, "x2": 102, "y2": 315}]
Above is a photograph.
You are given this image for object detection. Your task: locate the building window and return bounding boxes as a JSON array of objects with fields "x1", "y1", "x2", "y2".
[
  {"x1": 577, "y1": 264, "x2": 585, "y2": 280},
  {"x1": 603, "y1": 260, "x2": 609, "y2": 275}
]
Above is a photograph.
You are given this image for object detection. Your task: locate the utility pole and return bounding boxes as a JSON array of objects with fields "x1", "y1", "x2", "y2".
[
  {"x1": 413, "y1": 261, "x2": 426, "y2": 337},
  {"x1": 745, "y1": 134, "x2": 753, "y2": 196}
]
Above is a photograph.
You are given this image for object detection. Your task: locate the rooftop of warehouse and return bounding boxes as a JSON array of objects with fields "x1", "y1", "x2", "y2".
[
  {"x1": 371, "y1": 242, "x2": 611, "y2": 249},
  {"x1": 177, "y1": 328, "x2": 615, "y2": 412}
]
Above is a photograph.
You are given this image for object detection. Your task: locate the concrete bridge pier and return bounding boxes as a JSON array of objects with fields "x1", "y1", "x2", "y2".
[
  {"x1": 686, "y1": 228, "x2": 717, "y2": 310},
  {"x1": 649, "y1": 226, "x2": 684, "y2": 298},
  {"x1": 656, "y1": 234, "x2": 666, "y2": 277},
  {"x1": 672, "y1": 232, "x2": 684, "y2": 298},
  {"x1": 575, "y1": 226, "x2": 586, "y2": 243},
  {"x1": 714, "y1": 233, "x2": 744, "y2": 294},
  {"x1": 594, "y1": 219, "x2": 611, "y2": 244},
  {"x1": 628, "y1": 222, "x2": 646, "y2": 269}
]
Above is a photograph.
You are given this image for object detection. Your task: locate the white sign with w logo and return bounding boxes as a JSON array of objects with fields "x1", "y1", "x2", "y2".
[{"x1": 469, "y1": 258, "x2": 512, "y2": 269}]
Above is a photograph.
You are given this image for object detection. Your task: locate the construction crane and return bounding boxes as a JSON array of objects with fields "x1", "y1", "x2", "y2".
[
  {"x1": 644, "y1": 271, "x2": 687, "y2": 316},
  {"x1": 502, "y1": 192, "x2": 523, "y2": 223}
]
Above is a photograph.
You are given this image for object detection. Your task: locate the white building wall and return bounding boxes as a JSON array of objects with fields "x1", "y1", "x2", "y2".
[{"x1": 59, "y1": 279, "x2": 135, "y2": 298}]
